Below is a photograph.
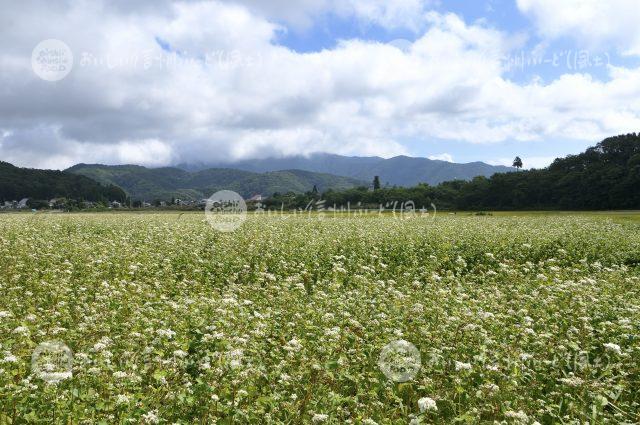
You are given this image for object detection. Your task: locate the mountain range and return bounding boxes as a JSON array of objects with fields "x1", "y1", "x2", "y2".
[
  {"x1": 66, "y1": 164, "x2": 365, "y2": 200},
  {"x1": 66, "y1": 154, "x2": 513, "y2": 201},
  {"x1": 3, "y1": 137, "x2": 637, "y2": 210},
  {"x1": 1, "y1": 154, "x2": 514, "y2": 203},
  {"x1": 177, "y1": 153, "x2": 514, "y2": 187}
]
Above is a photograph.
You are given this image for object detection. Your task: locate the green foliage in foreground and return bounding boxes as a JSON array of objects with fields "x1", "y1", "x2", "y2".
[{"x1": 0, "y1": 214, "x2": 639, "y2": 424}]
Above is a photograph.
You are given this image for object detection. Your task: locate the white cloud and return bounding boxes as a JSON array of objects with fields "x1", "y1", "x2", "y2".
[
  {"x1": 229, "y1": 0, "x2": 434, "y2": 31},
  {"x1": 428, "y1": 153, "x2": 454, "y2": 162},
  {"x1": 517, "y1": 0, "x2": 640, "y2": 55},
  {"x1": 1, "y1": 0, "x2": 640, "y2": 170},
  {"x1": 337, "y1": 0, "x2": 434, "y2": 32}
]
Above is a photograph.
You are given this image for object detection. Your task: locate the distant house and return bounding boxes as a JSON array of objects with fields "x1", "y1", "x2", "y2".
[
  {"x1": 248, "y1": 194, "x2": 263, "y2": 202},
  {"x1": 110, "y1": 201, "x2": 122, "y2": 208},
  {"x1": 17, "y1": 198, "x2": 29, "y2": 209},
  {"x1": 49, "y1": 198, "x2": 66, "y2": 208}
]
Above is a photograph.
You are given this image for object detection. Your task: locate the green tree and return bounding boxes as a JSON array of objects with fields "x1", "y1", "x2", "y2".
[
  {"x1": 373, "y1": 176, "x2": 381, "y2": 190},
  {"x1": 512, "y1": 156, "x2": 523, "y2": 171}
]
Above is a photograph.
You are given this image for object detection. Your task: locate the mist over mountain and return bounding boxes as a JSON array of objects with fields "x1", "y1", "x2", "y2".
[{"x1": 176, "y1": 153, "x2": 514, "y2": 186}]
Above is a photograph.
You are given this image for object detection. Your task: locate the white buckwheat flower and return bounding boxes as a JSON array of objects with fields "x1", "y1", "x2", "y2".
[
  {"x1": 418, "y1": 397, "x2": 437, "y2": 412},
  {"x1": 115, "y1": 394, "x2": 130, "y2": 405},
  {"x1": 2, "y1": 352, "x2": 18, "y2": 363},
  {"x1": 505, "y1": 410, "x2": 529, "y2": 422},
  {"x1": 12, "y1": 326, "x2": 29, "y2": 336},
  {"x1": 173, "y1": 350, "x2": 188, "y2": 358},
  {"x1": 559, "y1": 376, "x2": 584, "y2": 387},
  {"x1": 312, "y1": 413, "x2": 328, "y2": 423},
  {"x1": 603, "y1": 343, "x2": 621, "y2": 355},
  {"x1": 156, "y1": 329, "x2": 176, "y2": 339},
  {"x1": 285, "y1": 338, "x2": 303, "y2": 352},
  {"x1": 455, "y1": 361, "x2": 471, "y2": 371},
  {"x1": 142, "y1": 410, "x2": 159, "y2": 424}
]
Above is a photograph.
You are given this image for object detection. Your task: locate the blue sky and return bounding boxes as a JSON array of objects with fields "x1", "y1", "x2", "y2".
[
  {"x1": 270, "y1": 0, "x2": 639, "y2": 167},
  {"x1": 277, "y1": 0, "x2": 528, "y2": 54},
  {"x1": 277, "y1": 0, "x2": 632, "y2": 83},
  {"x1": 2, "y1": 0, "x2": 640, "y2": 169}
]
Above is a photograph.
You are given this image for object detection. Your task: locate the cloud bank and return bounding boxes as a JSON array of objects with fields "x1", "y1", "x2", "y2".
[{"x1": 1, "y1": 0, "x2": 640, "y2": 169}]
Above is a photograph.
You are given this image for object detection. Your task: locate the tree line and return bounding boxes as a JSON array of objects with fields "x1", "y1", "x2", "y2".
[
  {"x1": 0, "y1": 161, "x2": 127, "y2": 206},
  {"x1": 264, "y1": 134, "x2": 640, "y2": 211}
]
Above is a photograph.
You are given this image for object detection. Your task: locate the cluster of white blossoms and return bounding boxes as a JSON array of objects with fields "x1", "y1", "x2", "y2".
[
  {"x1": 12, "y1": 326, "x2": 30, "y2": 337},
  {"x1": 311, "y1": 413, "x2": 329, "y2": 423},
  {"x1": 284, "y1": 338, "x2": 303, "y2": 353},
  {"x1": 454, "y1": 361, "x2": 472, "y2": 371},
  {"x1": 1, "y1": 352, "x2": 18, "y2": 363},
  {"x1": 559, "y1": 376, "x2": 585, "y2": 387},
  {"x1": 418, "y1": 397, "x2": 437, "y2": 413},
  {"x1": 141, "y1": 410, "x2": 160, "y2": 424},
  {"x1": 603, "y1": 342, "x2": 622, "y2": 355},
  {"x1": 0, "y1": 214, "x2": 639, "y2": 422}
]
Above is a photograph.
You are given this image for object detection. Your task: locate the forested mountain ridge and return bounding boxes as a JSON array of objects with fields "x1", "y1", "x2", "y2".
[
  {"x1": 265, "y1": 134, "x2": 640, "y2": 211},
  {"x1": 66, "y1": 164, "x2": 365, "y2": 200},
  {"x1": 452, "y1": 133, "x2": 640, "y2": 210},
  {"x1": 177, "y1": 153, "x2": 514, "y2": 186},
  {"x1": 0, "y1": 161, "x2": 127, "y2": 204}
]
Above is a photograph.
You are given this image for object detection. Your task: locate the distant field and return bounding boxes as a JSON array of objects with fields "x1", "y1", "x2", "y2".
[
  {"x1": 480, "y1": 210, "x2": 640, "y2": 223},
  {"x1": 1, "y1": 213, "x2": 639, "y2": 423}
]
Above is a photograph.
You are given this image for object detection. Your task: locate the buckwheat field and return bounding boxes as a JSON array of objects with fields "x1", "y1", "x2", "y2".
[{"x1": 1, "y1": 213, "x2": 639, "y2": 424}]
